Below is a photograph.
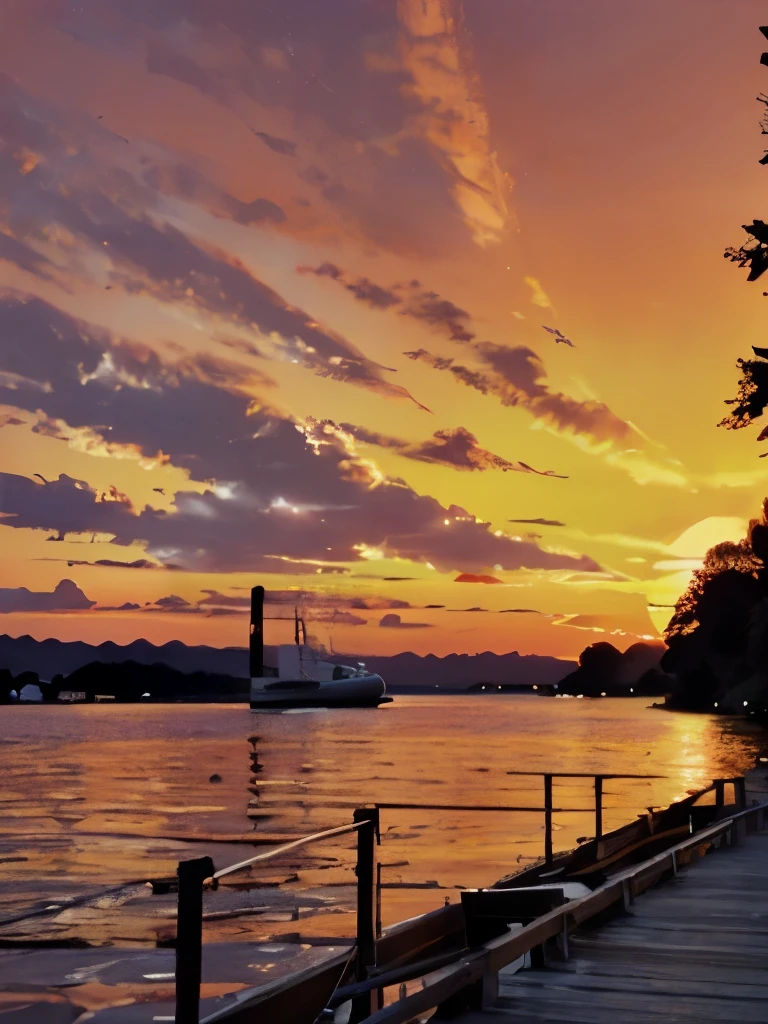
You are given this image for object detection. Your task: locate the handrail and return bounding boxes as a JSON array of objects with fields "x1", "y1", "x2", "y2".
[
  {"x1": 504, "y1": 771, "x2": 666, "y2": 779},
  {"x1": 176, "y1": 812, "x2": 379, "y2": 1024},
  {"x1": 174, "y1": 774, "x2": 749, "y2": 1023},
  {"x1": 328, "y1": 946, "x2": 472, "y2": 1008},
  {"x1": 211, "y1": 820, "x2": 366, "y2": 881},
  {"x1": 376, "y1": 802, "x2": 595, "y2": 813},
  {"x1": 377, "y1": 769, "x2": 678, "y2": 865}
]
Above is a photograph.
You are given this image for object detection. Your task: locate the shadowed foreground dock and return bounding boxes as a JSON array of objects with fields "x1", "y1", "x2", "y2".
[{"x1": 456, "y1": 829, "x2": 768, "y2": 1023}]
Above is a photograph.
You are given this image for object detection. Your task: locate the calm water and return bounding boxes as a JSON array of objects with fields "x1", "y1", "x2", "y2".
[{"x1": 0, "y1": 695, "x2": 762, "y2": 938}]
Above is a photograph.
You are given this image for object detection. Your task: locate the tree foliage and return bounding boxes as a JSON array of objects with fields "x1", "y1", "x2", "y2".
[
  {"x1": 721, "y1": 88, "x2": 768, "y2": 439},
  {"x1": 719, "y1": 353, "x2": 768, "y2": 432},
  {"x1": 672, "y1": 38, "x2": 768, "y2": 712},
  {"x1": 724, "y1": 219, "x2": 768, "y2": 285},
  {"x1": 663, "y1": 502, "x2": 768, "y2": 708}
]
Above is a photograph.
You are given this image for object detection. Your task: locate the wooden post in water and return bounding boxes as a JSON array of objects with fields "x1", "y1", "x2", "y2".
[
  {"x1": 350, "y1": 808, "x2": 379, "y2": 1022},
  {"x1": 594, "y1": 776, "x2": 604, "y2": 842},
  {"x1": 544, "y1": 774, "x2": 553, "y2": 866},
  {"x1": 175, "y1": 856, "x2": 214, "y2": 1024}
]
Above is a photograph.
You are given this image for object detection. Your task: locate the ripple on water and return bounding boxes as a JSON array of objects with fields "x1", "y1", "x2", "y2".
[{"x1": 0, "y1": 695, "x2": 760, "y2": 938}]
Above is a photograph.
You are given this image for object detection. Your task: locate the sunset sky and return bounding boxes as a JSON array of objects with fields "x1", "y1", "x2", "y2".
[{"x1": 1, "y1": 0, "x2": 767, "y2": 659}]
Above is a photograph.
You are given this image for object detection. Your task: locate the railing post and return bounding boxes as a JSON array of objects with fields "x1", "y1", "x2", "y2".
[
  {"x1": 594, "y1": 776, "x2": 604, "y2": 842},
  {"x1": 714, "y1": 778, "x2": 725, "y2": 814},
  {"x1": 735, "y1": 776, "x2": 747, "y2": 811},
  {"x1": 621, "y1": 878, "x2": 633, "y2": 911},
  {"x1": 481, "y1": 957, "x2": 500, "y2": 1006},
  {"x1": 350, "y1": 808, "x2": 379, "y2": 1022},
  {"x1": 544, "y1": 774, "x2": 553, "y2": 866},
  {"x1": 175, "y1": 856, "x2": 214, "y2": 1024},
  {"x1": 376, "y1": 861, "x2": 382, "y2": 939}
]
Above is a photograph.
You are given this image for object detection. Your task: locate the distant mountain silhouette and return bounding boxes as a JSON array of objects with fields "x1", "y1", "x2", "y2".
[
  {"x1": 0, "y1": 634, "x2": 257, "y2": 680},
  {"x1": 332, "y1": 650, "x2": 575, "y2": 690},
  {"x1": 0, "y1": 634, "x2": 575, "y2": 691}
]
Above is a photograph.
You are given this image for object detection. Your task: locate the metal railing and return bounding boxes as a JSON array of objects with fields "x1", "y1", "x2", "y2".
[
  {"x1": 362, "y1": 793, "x2": 768, "y2": 1024},
  {"x1": 378, "y1": 771, "x2": 667, "y2": 867},
  {"x1": 172, "y1": 773, "x2": 748, "y2": 1022},
  {"x1": 174, "y1": 808, "x2": 379, "y2": 1024}
]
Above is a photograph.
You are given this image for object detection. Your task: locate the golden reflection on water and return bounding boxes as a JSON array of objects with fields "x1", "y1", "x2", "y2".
[{"x1": 0, "y1": 695, "x2": 761, "y2": 938}]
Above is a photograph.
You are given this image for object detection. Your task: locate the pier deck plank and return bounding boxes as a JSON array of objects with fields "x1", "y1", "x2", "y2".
[{"x1": 456, "y1": 831, "x2": 768, "y2": 1023}]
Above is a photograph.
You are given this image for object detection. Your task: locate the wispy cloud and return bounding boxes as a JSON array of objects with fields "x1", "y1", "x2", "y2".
[
  {"x1": 319, "y1": 420, "x2": 567, "y2": 477},
  {"x1": 509, "y1": 518, "x2": 566, "y2": 527},
  {"x1": 404, "y1": 347, "x2": 639, "y2": 448},
  {"x1": 455, "y1": 573, "x2": 503, "y2": 584},
  {"x1": 392, "y1": 0, "x2": 511, "y2": 246},
  {"x1": 525, "y1": 276, "x2": 553, "y2": 309},
  {"x1": 0, "y1": 78, "x2": 428, "y2": 412},
  {"x1": 298, "y1": 263, "x2": 475, "y2": 342},
  {"x1": 251, "y1": 130, "x2": 298, "y2": 157},
  {"x1": 0, "y1": 297, "x2": 603, "y2": 577},
  {"x1": 37, "y1": 557, "x2": 179, "y2": 571}
]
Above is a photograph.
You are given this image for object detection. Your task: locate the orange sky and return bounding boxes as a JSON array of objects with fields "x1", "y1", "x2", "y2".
[{"x1": 0, "y1": 0, "x2": 767, "y2": 659}]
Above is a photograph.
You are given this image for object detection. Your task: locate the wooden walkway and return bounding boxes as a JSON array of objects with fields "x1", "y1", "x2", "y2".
[{"x1": 457, "y1": 829, "x2": 768, "y2": 1023}]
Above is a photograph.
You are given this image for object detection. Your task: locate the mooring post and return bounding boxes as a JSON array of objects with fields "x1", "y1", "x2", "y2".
[
  {"x1": 594, "y1": 776, "x2": 604, "y2": 843},
  {"x1": 544, "y1": 774, "x2": 553, "y2": 866},
  {"x1": 350, "y1": 808, "x2": 379, "y2": 1022},
  {"x1": 175, "y1": 856, "x2": 214, "y2": 1024}
]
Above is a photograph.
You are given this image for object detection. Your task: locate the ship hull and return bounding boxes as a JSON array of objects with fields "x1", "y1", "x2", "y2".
[
  {"x1": 250, "y1": 673, "x2": 390, "y2": 709},
  {"x1": 250, "y1": 695, "x2": 393, "y2": 709}
]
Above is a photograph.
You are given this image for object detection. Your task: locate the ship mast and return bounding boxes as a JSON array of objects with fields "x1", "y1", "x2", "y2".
[{"x1": 249, "y1": 585, "x2": 264, "y2": 678}]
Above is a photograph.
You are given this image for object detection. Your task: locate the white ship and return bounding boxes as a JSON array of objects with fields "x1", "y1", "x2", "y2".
[{"x1": 249, "y1": 586, "x2": 391, "y2": 709}]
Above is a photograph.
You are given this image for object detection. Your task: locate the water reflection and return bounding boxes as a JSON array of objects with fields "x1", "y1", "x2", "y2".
[{"x1": 0, "y1": 696, "x2": 761, "y2": 939}]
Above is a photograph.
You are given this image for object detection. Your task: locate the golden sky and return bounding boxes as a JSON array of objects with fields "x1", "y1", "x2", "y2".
[{"x1": 0, "y1": 0, "x2": 767, "y2": 659}]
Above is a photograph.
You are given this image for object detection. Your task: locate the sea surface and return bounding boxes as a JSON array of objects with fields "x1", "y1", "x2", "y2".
[{"x1": 0, "y1": 695, "x2": 763, "y2": 945}]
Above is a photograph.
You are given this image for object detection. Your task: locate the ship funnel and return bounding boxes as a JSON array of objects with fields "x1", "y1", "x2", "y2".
[{"x1": 250, "y1": 585, "x2": 264, "y2": 678}]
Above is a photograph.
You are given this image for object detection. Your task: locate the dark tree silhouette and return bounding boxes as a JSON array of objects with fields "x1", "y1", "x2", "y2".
[
  {"x1": 664, "y1": 29, "x2": 768, "y2": 713},
  {"x1": 56, "y1": 661, "x2": 249, "y2": 702},
  {"x1": 578, "y1": 642, "x2": 623, "y2": 682},
  {"x1": 721, "y1": 32, "x2": 768, "y2": 441},
  {"x1": 665, "y1": 538, "x2": 761, "y2": 639},
  {"x1": 557, "y1": 641, "x2": 666, "y2": 697},
  {"x1": 724, "y1": 219, "x2": 768, "y2": 285},
  {"x1": 663, "y1": 502, "x2": 768, "y2": 708},
  {"x1": 719, "y1": 349, "x2": 768, "y2": 434}
]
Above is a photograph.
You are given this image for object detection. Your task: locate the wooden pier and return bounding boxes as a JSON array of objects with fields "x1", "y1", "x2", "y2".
[
  {"x1": 150, "y1": 775, "x2": 766, "y2": 1024},
  {"x1": 454, "y1": 826, "x2": 768, "y2": 1023},
  {"x1": 9, "y1": 776, "x2": 768, "y2": 1022},
  {"x1": 354, "y1": 797, "x2": 768, "y2": 1024}
]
